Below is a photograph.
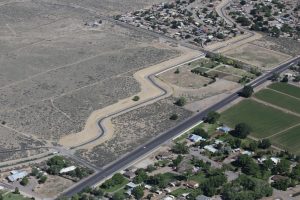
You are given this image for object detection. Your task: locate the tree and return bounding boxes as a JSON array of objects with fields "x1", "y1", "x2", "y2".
[
  {"x1": 20, "y1": 177, "x2": 29, "y2": 186},
  {"x1": 169, "y1": 114, "x2": 178, "y2": 120},
  {"x1": 174, "y1": 97, "x2": 186, "y2": 106},
  {"x1": 204, "y1": 111, "x2": 220, "y2": 124},
  {"x1": 31, "y1": 167, "x2": 39, "y2": 176},
  {"x1": 172, "y1": 142, "x2": 189, "y2": 154},
  {"x1": 293, "y1": 75, "x2": 300, "y2": 82},
  {"x1": 248, "y1": 141, "x2": 258, "y2": 152},
  {"x1": 258, "y1": 139, "x2": 271, "y2": 149},
  {"x1": 174, "y1": 68, "x2": 180, "y2": 74},
  {"x1": 134, "y1": 169, "x2": 148, "y2": 184},
  {"x1": 269, "y1": 73, "x2": 280, "y2": 81},
  {"x1": 231, "y1": 123, "x2": 251, "y2": 139},
  {"x1": 172, "y1": 155, "x2": 183, "y2": 167},
  {"x1": 39, "y1": 176, "x2": 47, "y2": 184},
  {"x1": 132, "y1": 186, "x2": 144, "y2": 199},
  {"x1": 192, "y1": 128, "x2": 209, "y2": 139},
  {"x1": 272, "y1": 159, "x2": 291, "y2": 175},
  {"x1": 290, "y1": 164, "x2": 300, "y2": 181},
  {"x1": 281, "y1": 75, "x2": 289, "y2": 83},
  {"x1": 271, "y1": 179, "x2": 289, "y2": 191},
  {"x1": 240, "y1": 85, "x2": 254, "y2": 98},
  {"x1": 14, "y1": 187, "x2": 20, "y2": 194}
]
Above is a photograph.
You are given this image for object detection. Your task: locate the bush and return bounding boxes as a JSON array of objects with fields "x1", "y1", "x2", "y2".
[
  {"x1": 174, "y1": 97, "x2": 186, "y2": 106},
  {"x1": 170, "y1": 114, "x2": 179, "y2": 120},
  {"x1": 39, "y1": 176, "x2": 47, "y2": 184},
  {"x1": 20, "y1": 177, "x2": 29, "y2": 186},
  {"x1": 132, "y1": 96, "x2": 140, "y2": 101}
]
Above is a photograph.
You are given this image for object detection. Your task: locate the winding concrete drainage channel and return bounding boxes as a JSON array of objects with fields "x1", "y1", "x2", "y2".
[{"x1": 70, "y1": 54, "x2": 205, "y2": 149}]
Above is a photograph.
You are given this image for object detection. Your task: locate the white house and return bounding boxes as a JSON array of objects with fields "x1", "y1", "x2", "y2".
[
  {"x1": 271, "y1": 157, "x2": 281, "y2": 165},
  {"x1": 59, "y1": 166, "x2": 76, "y2": 174},
  {"x1": 204, "y1": 145, "x2": 218, "y2": 153},
  {"x1": 8, "y1": 171, "x2": 28, "y2": 182},
  {"x1": 189, "y1": 134, "x2": 206, "y2": 142}
]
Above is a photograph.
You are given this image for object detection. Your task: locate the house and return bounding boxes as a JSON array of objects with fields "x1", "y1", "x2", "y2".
[
  {"x1": 59, "y1": 166, "x2": 76, "y2": 174},
  {"x1": 214, "y1": 139, "x2": 223, "y2": 145},
  {"x1": 217, "y1": 126, "x2": 231, "y2": 133},
  {"x1": 155, "y1": 190, "x2": 163, "y2": 195},
  {"x1": 241, "y1": 150, "x2": 254, "y2": 156},
  {"x1": 204, "y1": 145, "x2": 218, "y2": 153},
  {"x1": 156, "y1": 151, "x2": 172, "y2": 160},
  {"x1": 271, "y1": 157, "x2": 281, "y2": 165},
  {"x1": 196, "y1": 194, "x2": 211, "y2": 200},
  {"x1": 164, "y1": 195, "x2": 175, "y2": 200},
  {"x1": 126, "y1": 166, "x2": 137, "y2": 172},
  {"x1": 123, "y1": 171, "x2": 136, "y2": 179},
  {"x1": 7, "y1": 171, "x2": 28, "y2": 182},
  {"x1": 126, "y1": 182, "x2": 139, "y2": 189},
  {"x1": 257, "y1": 157, "x2": 267, "y2": 164},
  {"x1": 164, "y1": 188, "x2": 172, "y2": 193},
  {"x1": 189, "y1": 134, "x2": 206, "y2": 142},
  {"x1": 186, "y1": 180, "x2": 199, "y2": 189},
  {"x1": 182, "y1": 193, "x2": 190, "y2": 198}
]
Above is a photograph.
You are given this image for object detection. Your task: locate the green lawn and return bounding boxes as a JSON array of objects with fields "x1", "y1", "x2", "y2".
[
  {"x1": 255, "y1": 89, "x2": 300, "y2": 114},
  {"x1": 170, "y1": 188, "x2": 194, "y2": 197},
  {"x1": 220, "y1": 100, "x2": 300, "y2": 138},
  {"x1": 189, "y1": 173, "x2": 206, "y2": 184},
  {"x1": 268, "y1": 82, "x2": 300, "y2": 99},
  {"x1": 103, "y1": 179, "x2": 129, "y2": 193},
  {"x1": 3, "y1": 193, "x2": 31, "y2": 200},
  {"x1": 270, "y1": 125, "x2": 300, "y2": 155}
]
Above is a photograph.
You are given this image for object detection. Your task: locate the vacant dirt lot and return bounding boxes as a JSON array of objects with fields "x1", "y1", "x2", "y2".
[
  {"x1": 224, "y1": 43, "x2": 291, "y2": 69},
  {"x1": 158, "y1": 65, "x2": 211, "y2": 89},
  {"x1": 251, "y1": 36, "x2": 300, "y2": 57},
  {"x1": 34, "y1": 175, "x2": 74, "y2": 199},
  {"x1": 0, "y1": 0, "x2": 178, "y2": 160},
  {"x1": 77, "y1": 98, "x2": 192, "y2": 167}
]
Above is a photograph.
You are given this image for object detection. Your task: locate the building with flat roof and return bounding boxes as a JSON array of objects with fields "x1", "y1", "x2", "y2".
[{"x1": 7, "y1": 171, "x2": 28, "y2": 182}]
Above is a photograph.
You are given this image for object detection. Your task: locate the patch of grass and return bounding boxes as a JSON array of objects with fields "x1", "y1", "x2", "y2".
[
  {"x1": 268, "y1": 83, "x2": 300, "y2": 99},
  {"x1": 270, "y1": 125, "x2": 300, "y2": 155},
  {"x1": 103, "y1": 179, "x2": 129, "y2": 193},
  {"x1": 220, "y1": 100, "x2": 300, "y2": 138},
  {"x1": 170, "y1": 188, "x2": 194, "y2": 197},
  {"x1": 216, "y1": 65, "x2": 255, "y2": 78},
  {"x1": 189, "y1": 173, "x2": 206, "y2": 184},
  {"x1": 198, "y1": 123, "x2": 218, "y2": 136},
  {"x1": 189, "y1": 58, "x2": 219, "y2": 69},
  {"x1": 3, "y1": 193, "x2": 31, "y2": 200},
  {"x1": 255, "y1": 89, "x2": 300, "y2": 114}
]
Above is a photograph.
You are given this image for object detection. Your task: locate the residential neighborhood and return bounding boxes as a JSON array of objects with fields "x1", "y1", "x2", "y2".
[{"x1": 116, "y1": 0, "x2": 242, "y2": 46}]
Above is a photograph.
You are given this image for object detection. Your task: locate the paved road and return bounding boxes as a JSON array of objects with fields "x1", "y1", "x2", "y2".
[{"x1": 61, "y1": 56, "x2": 300, "y2": 198}]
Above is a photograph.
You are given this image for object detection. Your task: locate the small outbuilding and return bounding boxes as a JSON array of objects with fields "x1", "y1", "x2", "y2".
[
  {"x1": 59, "y1": 166, "x2": 76, "y2": 174},
  {"x1": 189, "y1": 134, "x2": 206, "y2": 142}
]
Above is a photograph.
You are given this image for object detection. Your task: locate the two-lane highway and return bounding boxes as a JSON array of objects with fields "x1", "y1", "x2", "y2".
[{"x1": 61, "y1": 56, "x2": 300, "y2": 198}]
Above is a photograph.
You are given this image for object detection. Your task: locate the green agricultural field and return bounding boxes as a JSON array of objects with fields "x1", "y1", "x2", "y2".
[
  {"x1": 255, "y1": 89, "x2": 300, "y2": 114},
  {"x1": 220, "y1": 100, "x2": 300, "y2": 138},
  {"x1": 268, "y1": 83, "x2": 300, "y2": 99},
  {"x1": 270, "y1": 125, "x2": 300, "y2": 155}
]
